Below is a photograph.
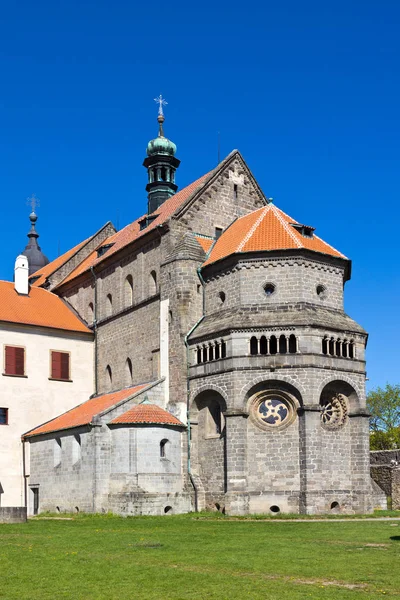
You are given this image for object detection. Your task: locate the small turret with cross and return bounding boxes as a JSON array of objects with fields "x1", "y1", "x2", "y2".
[{"x1": 143, "y1": 95, "x2": 180, "y2": 215}]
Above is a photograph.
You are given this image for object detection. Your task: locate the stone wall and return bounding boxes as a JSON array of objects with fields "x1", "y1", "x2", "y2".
[
  {"x1": 204, "y1": 257, "x2": 346, "y2": 314},
  {"x1": 0, "y1": 507, "x2": 27, "y2": 523},
  {"x1": 27, "y1": 380, "x2": 192, "y2": 516},
  {"x1": 370, "y1": 449, "x2": 400, "y2": 509}
]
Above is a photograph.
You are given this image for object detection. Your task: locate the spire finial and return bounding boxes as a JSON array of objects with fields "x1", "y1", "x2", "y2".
[
  {"x1": 154, "y1": 94, "x2": 167, "y2": 116},
  {"x1": 26, "y1": 193, "x2": 39, "y2": 215}
]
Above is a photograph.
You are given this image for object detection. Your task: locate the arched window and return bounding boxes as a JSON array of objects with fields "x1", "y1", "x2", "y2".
[
  {"x1": 221, "y1": 340, "x2": 226, "y2": 359},
  {"x1": 149, "y1": 270, "x2": 157, "y2": 295},
  {"x1": 260, "y1": 336, "x2": 267, "y2": 355},
  {"x1": 209, "y1": 344, "x2": 214, "y2": 361},
  {"x1": 202, "y1": 346, "x2": 208, "y2": 363},
  {"x1": 106, "y1": 365, "x2": 112, "y2": 390},
  {"x1": 124, "y1": 275, "x2": 133, "y2": 307},
  {"x1": 160, "y1": 438, "x2": 169, "y2": 458},
  {"x1": 208, "y1": 400, "x2": 223, "y2": 435},
  {"x1": 289, "y1": 334, "x2": 297, "y2": 354},
  {"x1": 197, "y1": 348, "x2": 202, "y2": 364},
  {"x1": 279, "y1": 335, "x2": 287, "y2": 354},
  {"x1": 349, "y1": 341, "x2": 354, "y2": 359},
  {"x1": 329, "y1": 337, "x2": 335, "y2": 356},
  {"x1": 125, "y1": 358, "x2": 133, "y2": 385},
  {"x1": 335, "y1": 339, "x2": 341, "y2": 357},
  {"x1": 322, "y1": 336, "x2": 328, "y2": 355},
  {"x1": 88, "y1": 302, "x2": 94, "y2": 321},
  {"x1": 106, "y1": 294, "x2": 112, "y2": 317},
  {"x1": 215, "y1": 342, "x2": 220, "y2": 360},
  {"x1": 342, "y1": 340, "x2": 348, "y2": 358},
  {"x1": 269, "y1": 335, "x2": 277, "y2": 355},
  {"x1": 250, "y1": 336, "x2": 258, "y2": 356}
]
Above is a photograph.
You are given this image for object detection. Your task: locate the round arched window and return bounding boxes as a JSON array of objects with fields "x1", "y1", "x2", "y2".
[
  {"x1": 248, "y1": 390, "x2": 297, "y2": 431},
  {"x1": 263, "y1": 283, "x2": 275, "y2": 297}
]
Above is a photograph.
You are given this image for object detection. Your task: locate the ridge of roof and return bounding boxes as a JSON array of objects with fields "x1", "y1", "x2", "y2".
[
  {"x1": 23, "y1": 383, "x2": 148, "y2": 438},
  {"x1": 29, "y1": 237, "x2": 89, "y2": 287},
  {"x1": 54, "y1": 169, "x2": 215, "y2": 289},
  {"x1": 0, "y1": 281, "x2": 91, "y2": 333}
]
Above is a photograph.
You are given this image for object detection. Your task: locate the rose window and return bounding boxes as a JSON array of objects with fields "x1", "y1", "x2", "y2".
[
  {"x1": 320, "y1": 393, "x2": 347, "y2": 430},
  {"x1": 249, "y1": 391, "x2": 297, "y2": 431},
  {"x1": 258, "y1": 398, "x2": 289, "y2": 426}
]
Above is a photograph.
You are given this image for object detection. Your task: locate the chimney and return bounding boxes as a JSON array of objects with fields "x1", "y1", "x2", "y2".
[{"x1": 15, "y1": 255, "x2": 29, "y2": 295}]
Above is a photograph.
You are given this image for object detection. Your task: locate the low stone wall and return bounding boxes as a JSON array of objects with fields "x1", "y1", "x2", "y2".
[
  {"x1": 370, "y1": 450, "x2": 400, "y2": 465},
  {"x1": 0, "y1": 507, "x2": 27, "y2": 523},
  {"x1": 370, "y1": 449, "x2": 400, "y2": 510}
]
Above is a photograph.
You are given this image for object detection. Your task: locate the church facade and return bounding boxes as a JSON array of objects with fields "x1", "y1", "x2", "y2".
[{"x1": 23, "y1": 108, "x2": 374, "y2": 515}]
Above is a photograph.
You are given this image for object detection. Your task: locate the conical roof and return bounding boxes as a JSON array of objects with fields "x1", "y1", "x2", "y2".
[
  {"x1": 203, "y1": 203, "x2": 346, "y2": 267},
  {"x1": 110, "y1": 401, "x2": 184, "y2": 427},
  {"x1": 22, "y1": 211, "x2": 49, "y2": 276}
]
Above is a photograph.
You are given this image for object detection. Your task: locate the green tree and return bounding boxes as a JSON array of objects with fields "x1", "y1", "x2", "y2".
[{"x1": 367, "y1": 383, "x2": 400, "y2": 450}]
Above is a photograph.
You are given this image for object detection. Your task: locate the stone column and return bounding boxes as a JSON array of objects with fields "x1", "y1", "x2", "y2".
[
  {"x1": 349, "y1": 409, "x2": 374, "y2": 513},
  {"x1": 224, "y1": 410, "x2": 248, "y2": 515},
  {"x1": 298, "y1": 405, "x2": 322, "y2": 514}
]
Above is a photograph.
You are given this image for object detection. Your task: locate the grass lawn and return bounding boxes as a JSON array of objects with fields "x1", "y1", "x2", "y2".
[{"x1": 1, "y1": 513, "x2": 400, "y2": 599}]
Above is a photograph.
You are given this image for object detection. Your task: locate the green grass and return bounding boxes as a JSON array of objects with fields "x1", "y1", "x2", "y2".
[{"x1": 1, "y1": 513, "x2": 400, "y2": 599}]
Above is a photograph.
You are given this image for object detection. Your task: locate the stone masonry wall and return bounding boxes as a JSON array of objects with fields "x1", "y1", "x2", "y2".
[
  {"x1": 204, "y1": 258, "x2": 346, "y2": 314},
  {"x1": 27, "y1": 381, "x2": 185, "y2": 515},
  {"x1": 174, "y1": 155, "x2": 266, "y2": 241}
]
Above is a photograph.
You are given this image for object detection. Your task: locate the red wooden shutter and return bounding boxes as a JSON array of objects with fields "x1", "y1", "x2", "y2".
[
  {"x1": 5, "y1": 346, "x2": 16, "y2": 375},
  {"x1": 51, "y1": 351, "x2": 61, "y2": 379},
  {"x1": 51, "y1": 352, "x2": 69, "y2": 380},
  {"x1": 60, "y1": 353, "x2": 70, "y2": 380},
  {"x1": 5, "y1": 346, "x2": 24, "y2": 376},
  {"x1": 15, "y1": 348, "x2": 24, "y2": 376}
]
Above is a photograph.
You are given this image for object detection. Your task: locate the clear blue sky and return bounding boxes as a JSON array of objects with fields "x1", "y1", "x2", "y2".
[{"x1": 0, "y1": 0, "x2": 399, "y2": 391}]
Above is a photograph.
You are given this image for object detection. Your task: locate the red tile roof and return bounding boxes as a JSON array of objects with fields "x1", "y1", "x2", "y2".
[
  {"x1": 195, "y1": 236, "x2": 213, "y2": 254},
  {"x1": 57, "y1": 172, "x2": 213, "y2": 287},
  {"x1": 24, "y1": 384, "x2": 147, "y2": 437},
  {"x1": 203, "y1": 203, "x2": 346, "y2": 266},
  {"x1": 0, "y1": 281, "x2": 91, "y2": 333},
  {"x1": 29, "y1": 238, "x2": 89, "y2": 287},
  {"x1": 110, "y1": 402, "x2": 184, "y2": 426}
]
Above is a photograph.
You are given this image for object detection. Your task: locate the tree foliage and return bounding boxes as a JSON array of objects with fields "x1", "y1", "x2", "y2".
[{"x1": 367, "y1": 384, "x2": 400, "y2": 450}]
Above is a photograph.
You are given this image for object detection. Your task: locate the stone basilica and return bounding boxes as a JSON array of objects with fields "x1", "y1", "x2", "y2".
[{"x1": 22, "y1": 105, "x2": 374, "y2": 516}]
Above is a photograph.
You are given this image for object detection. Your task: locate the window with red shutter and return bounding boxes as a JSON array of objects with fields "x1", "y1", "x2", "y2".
[
  {"x1": 4, "y1": 346, "x2": 25, "y2": 376},
  {"x1": 51, "y1": 351, "x2": 70, "y2": 380}
]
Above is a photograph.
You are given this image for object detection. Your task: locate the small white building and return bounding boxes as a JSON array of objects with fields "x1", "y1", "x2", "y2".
[{"x1": 0, "y1": 256, "x2": 93, "y2": 508}]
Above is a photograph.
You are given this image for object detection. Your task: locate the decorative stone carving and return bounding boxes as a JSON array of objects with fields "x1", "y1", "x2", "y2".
[
  {"x1": 248, "y1": 390, "x2": 297, "y2": 431},
  {"x1": 320, "y1": 393, "x2": 348, "y2": 430}
]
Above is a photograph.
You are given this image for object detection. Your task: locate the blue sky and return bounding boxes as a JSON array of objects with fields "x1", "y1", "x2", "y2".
[{"x1": 0, "y1": 0, "x2": 399, "y2": 391}]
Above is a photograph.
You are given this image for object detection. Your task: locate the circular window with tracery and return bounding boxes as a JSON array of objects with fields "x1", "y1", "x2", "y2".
[
  {"x1": 320, "y1": 393, "x2": 348, "y2": 430},
  {"x1": 249, "y1": 391, "x2": 297, "y2": 431}
]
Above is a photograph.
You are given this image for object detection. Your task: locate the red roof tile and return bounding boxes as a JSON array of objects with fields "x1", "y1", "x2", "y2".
[
  {"x1": 29, "y1": 238, "x2": 89, "y2": 287},
  {"x1": 110, "y1": 402, "x2": 184, "y2": 426},
  {"x1": 57, "y1": 172, "x2": 213, "y2": 287},
  {"x1": 195, "y1": 236, "x2": 213, "y2": 253},
  {"x1": 24, "y1": 384, "x2": 147, "y2": 437},
  {"x1": 0, "y1": 281, "x2": 91, "y2": 333},
  {"x1": 203, "y1": 204, "x2": 346, "y2": 266}
]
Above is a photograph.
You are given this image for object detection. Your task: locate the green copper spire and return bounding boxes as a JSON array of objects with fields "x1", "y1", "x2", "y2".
[{"x1": 143, "y1": 95, "x2": 180, "y2": 214}]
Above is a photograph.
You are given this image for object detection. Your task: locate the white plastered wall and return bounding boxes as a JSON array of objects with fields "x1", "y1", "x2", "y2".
[{"x1": 0, "y1": 323, "x2": 93, "y2": 507}]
